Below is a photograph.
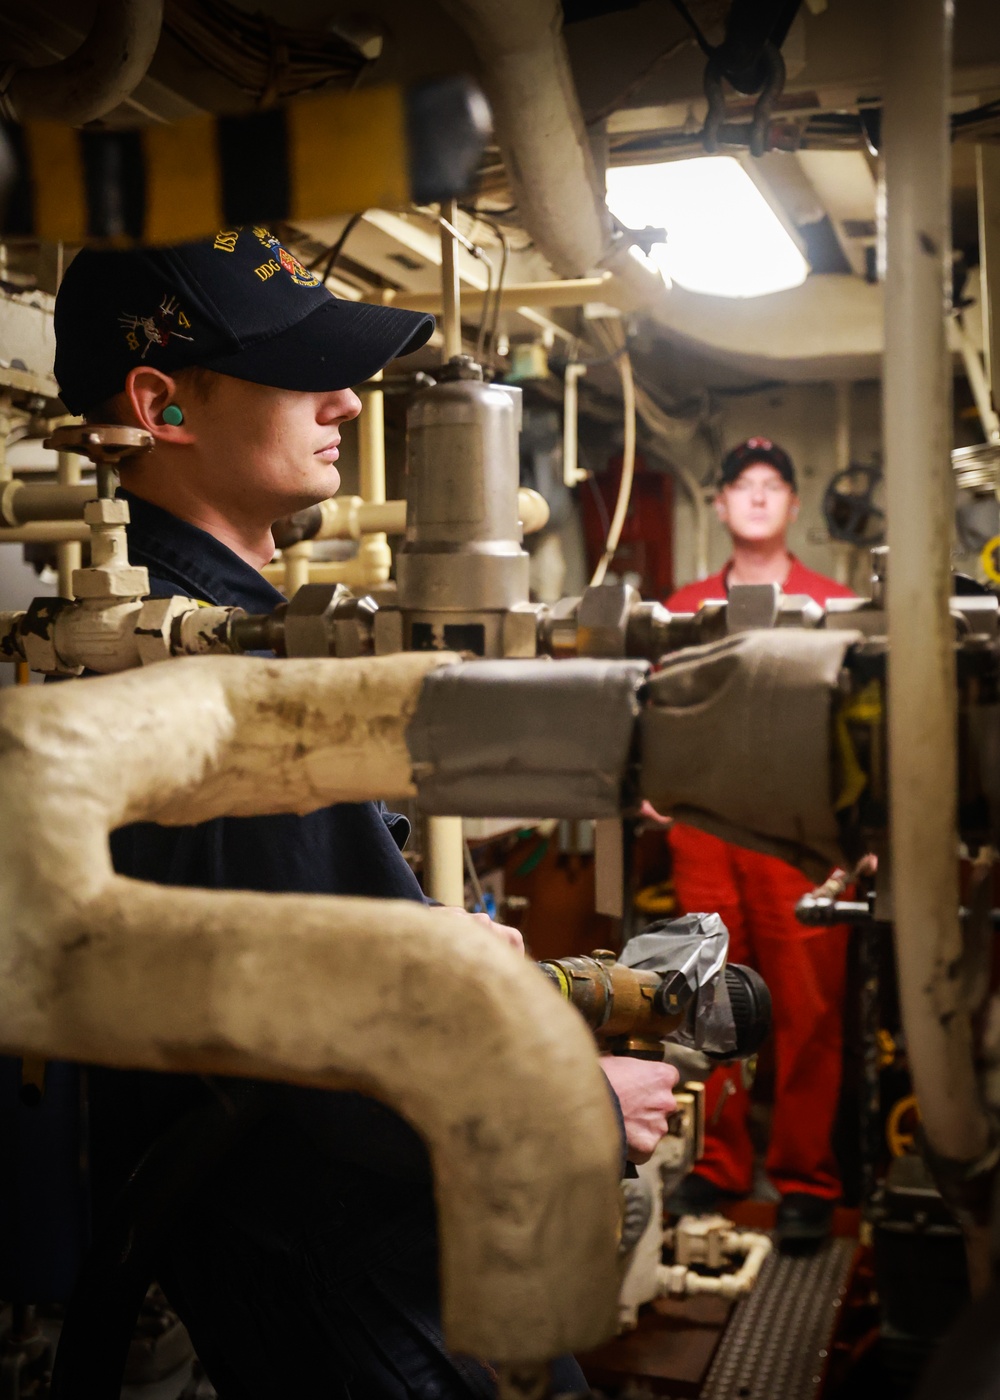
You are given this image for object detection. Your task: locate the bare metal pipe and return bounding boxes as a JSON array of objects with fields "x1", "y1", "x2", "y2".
[
  {"x1": 0, "y1": 521, "x2": 90, "y2": 544},
  {"x1": 440, "y1": 200, "x2": 463, "y2": 359},
  {"x1": 56, "y1": 451, "x2": 84, "y2": 599},
  {"x1": 0, "y1": 0, "x2": 164, "y2": 125},
  {"x1": 281, "y1": 540, "x2": 313, "y2": 599},
  {"x1": 355, "y1": 368, "x2": 393, "y2": 590},
  {"x1": 427, "y1": 202, "x2": 471, "y2": 902},
  {"x1": 1, "y1": 482, "x2": 95, "y2": 525},
  {"x1": 425, "y1": 813, "x2": 466, "y2": 907},
  {"x1": 883, "y1": 0, "x2": 994, "y2": 1169},
  {"x1": 312, "y1": 492, "x2": 548, "y2": 543},
  {"x1": 375, "y1": 277, "x2": 613, "y2": 313}
]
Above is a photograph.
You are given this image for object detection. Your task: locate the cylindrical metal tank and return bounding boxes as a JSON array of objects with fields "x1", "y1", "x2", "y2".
[{"x1": 397, "y1": 357, "x2": 530, "y2": 655}]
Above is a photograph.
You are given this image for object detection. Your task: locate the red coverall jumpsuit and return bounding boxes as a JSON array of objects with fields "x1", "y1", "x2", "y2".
[{"x1": 667, "y1": 558, "x2": 856, "y2": 1201}]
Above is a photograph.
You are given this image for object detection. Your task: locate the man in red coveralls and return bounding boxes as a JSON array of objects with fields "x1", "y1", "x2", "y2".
[{"x1": 667, "y1": 437, "x2": 855, "y2": 1252}]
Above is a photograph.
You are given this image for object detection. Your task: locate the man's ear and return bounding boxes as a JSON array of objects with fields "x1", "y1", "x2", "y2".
[
  {"x1": 714, "y1": 491, "x2": 728, "y2": 526},
  {"x1": 124, "y1": 367, "x2": 196, "y2": 445},
  {"x1": 789, "y1": 494, "x2": 800, "y2": 524}
]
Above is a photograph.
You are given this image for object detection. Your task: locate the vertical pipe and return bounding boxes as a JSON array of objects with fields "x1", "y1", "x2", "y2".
[
  {"x1": 429, "y1": 203, "x2": 468, "y2": 902},
  {"x1": 976, "y1": 144, "x2": 1000, "y2": 406},
  {"x1": 883, "y1": 0, "x2": 991, "y2": 1164},
  {"x1": 425, "y1": 815, "x2": 466, "y2": 907},
  {"x1": 563, "y1": 363, "x2": 587, "y2": 488},
  {"x1": 0, "y1": 392, "x2": 13, "y2": 486},
  {"x1": 360, "y1": 370, "x2": 387, "y2": 507},
  {"x1": 355, "y1": 368, "x2": 393, "y2": 590},
  {"x1": 954, "y1": 320, "x2": 1000, "y2": 443},
  {"x1": 832, "y1": 380, "x2": 853, "y2": 588},
  {"x1": 56, "y1": 448, "x2": 82, "y2": 598},
  {"x1": 282, "y1": 540, "x2": 313, "y2": 599},
  {"x1": 834, "y1": 380, "x2": 852, "y2": 475},
  {"x1": 859, "y1": 921, "x2": 881, "y2": 1211},
  {"x1": 440, "y1": 200, "x2": 463, "y2": 360}
]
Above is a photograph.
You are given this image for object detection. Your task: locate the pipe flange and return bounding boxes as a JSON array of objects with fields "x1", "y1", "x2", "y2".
[{"x1": 437, "y1": 354, "x2": 484, "y2": 382}]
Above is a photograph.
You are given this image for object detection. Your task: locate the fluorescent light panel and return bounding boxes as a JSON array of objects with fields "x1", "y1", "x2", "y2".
[{"x1": 606, "y1": 156, "x2": 809, "y2": 299}]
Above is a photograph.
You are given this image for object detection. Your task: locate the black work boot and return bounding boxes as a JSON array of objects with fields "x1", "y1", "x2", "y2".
[{"x1": 776, "y1": 1192, "x2": 835, "y2": 1254}]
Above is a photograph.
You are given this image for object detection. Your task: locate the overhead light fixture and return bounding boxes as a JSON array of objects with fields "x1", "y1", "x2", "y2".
[{"x1": 606, "y1": 156, "x2": 809, "y2": 299}]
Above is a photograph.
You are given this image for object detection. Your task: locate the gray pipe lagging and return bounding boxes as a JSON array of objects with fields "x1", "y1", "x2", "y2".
[{"x1": 0, "y1": 0, "x2": 163, "y2": 125}]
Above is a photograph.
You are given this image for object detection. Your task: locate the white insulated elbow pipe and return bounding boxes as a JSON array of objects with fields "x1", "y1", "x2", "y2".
[
  {"x1": 0, "y1": 652, "x2": 622, "y2": 1363},
  {"x1": 0, "y1": 0, "x2": 163, "y2": 125},
  {"x1": 883, "y1": 0, "x2": 995, "y2": 1170}
]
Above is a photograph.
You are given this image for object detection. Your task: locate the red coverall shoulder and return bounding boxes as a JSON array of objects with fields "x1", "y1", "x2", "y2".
[{"x1": 666, "y1": 558, "x2": 856, "y2": 612}]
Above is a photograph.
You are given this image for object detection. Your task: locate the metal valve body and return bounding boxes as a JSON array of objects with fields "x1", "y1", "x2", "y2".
[{"x1": 397, "y1": 361, "x2": 530, "y2": 657}]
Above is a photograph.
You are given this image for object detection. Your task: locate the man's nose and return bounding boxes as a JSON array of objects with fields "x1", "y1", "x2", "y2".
[{"x1": 320, "y1": 388, "x2": 362, "y2": 423}]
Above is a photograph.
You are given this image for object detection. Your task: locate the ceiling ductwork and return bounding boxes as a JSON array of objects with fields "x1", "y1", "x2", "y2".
[{"x1": 0, "y1": 0, "x2": 163, "y2": 125}]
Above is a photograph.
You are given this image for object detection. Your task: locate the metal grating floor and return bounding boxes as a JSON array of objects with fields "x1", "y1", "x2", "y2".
[{"x1": 697, "y1": 1236, "x2": 857, "y2": 1400}]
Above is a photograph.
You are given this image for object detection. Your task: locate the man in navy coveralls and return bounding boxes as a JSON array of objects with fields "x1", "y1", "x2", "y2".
[{"x1": 52, "y1": 227, "x2": 679, "y2": 1398}]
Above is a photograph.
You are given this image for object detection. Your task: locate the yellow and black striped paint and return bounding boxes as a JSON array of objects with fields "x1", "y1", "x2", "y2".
[{"x1": 1, "y1": 78, "x2": 489, "y2": 245}]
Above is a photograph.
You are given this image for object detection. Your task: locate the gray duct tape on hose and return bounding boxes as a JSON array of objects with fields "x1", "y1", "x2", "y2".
[
  {"x1": 407, "y1": 657, "x2": 648, "y2": 817},
  {"x1": 620, "y1": 914, "x2": 734, "y2": 1057}
]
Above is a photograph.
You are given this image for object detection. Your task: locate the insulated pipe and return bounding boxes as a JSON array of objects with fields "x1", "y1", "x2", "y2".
[
  {"x1": 659, "y1": 1230, "x2": 772, "y2": 1300},
  {"x1": 0, "y1": 0, "x2": 164, "y2": 125},
  {"x1": 0, "y1": 652, "x2": 621, "y2": 1363},
  {"x1": 883, "y1": 0, "x2": 994, "y2": 1168},
  {"x1": 437, "y1": 0, "x2": 607, "y2": 278},
  {"x1": 439, "y1": 0, "x2": 670, "y2": 315}
]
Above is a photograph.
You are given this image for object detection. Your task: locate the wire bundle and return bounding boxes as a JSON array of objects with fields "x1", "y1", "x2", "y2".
[{"x1": 163, "y1": 0, "x2": 372, "y2": 107}]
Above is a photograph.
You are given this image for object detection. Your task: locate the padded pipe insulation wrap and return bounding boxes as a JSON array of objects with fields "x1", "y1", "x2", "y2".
[
  {"x1": 407, "y1": 658, "x2": 649, "y2": 817},
  {"x1": 640, "y1": 629, "x2": 862, "y2": 881}
]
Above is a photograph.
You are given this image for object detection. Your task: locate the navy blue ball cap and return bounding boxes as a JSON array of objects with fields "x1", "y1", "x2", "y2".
[
  {"x1": 54, "y1": 225, "x2": 435, "y2": 415},
  {"x1": 719, "y1": 437, "x2": 797, "y2": 492}
]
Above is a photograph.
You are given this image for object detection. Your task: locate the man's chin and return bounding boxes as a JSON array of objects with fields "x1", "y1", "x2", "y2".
[
  {"x1": 295, "y1": 469, "x2": 342, "y2": 507},
  {"x1": 314, "y1": 466, "x2": 342, "y2": 498},
  {"x1": 735, "y1": 528, "x2": 783, "y2": 545}
]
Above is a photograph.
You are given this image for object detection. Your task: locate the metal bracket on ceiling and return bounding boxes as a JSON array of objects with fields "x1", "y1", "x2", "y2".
[{"x1": 702, "y1": 41, "x2": 787, "y2": 158}]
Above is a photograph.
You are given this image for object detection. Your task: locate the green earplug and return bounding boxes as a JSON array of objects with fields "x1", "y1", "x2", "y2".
[{"x1": 162, "y1": 404, "x2": 184, "y2": 426}]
